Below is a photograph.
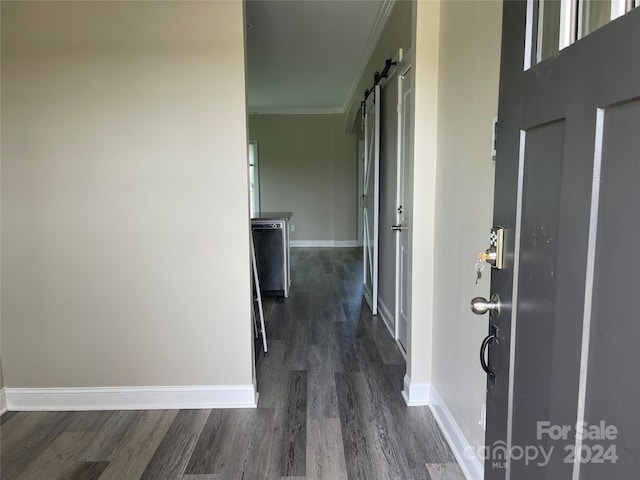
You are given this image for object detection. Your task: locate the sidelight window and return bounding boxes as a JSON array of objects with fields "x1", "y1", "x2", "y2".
[{"x1": 530, "y1": 0, "x2": 638, "y2": 66}]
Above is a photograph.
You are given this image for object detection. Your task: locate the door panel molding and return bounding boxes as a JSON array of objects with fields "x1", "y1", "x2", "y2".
[
  {"x1": 572, "y1": 107, "x2": 603, "y2": 480},
  {"x1": 505, "y1": 129, "x2": 526, "y2": 478}
]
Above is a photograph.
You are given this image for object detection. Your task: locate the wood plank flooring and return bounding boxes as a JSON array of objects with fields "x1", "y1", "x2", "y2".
[{"x1": 0, "y1": 248, "x2": 465, "y2": 480}]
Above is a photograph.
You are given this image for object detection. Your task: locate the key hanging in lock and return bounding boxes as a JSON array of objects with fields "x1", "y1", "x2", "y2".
[{"x1": 474, "y1": 261, "x2": 485, "y2": 285}]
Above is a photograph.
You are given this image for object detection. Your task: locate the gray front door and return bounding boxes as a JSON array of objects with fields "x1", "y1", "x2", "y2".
[{"x1": 485, "y1": 2, "x2": 640, "y2": 479}]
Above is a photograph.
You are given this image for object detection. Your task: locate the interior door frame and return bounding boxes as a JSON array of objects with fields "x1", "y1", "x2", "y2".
[{"x1": 394, "y1": 50, "x2": 412, "y2": 351}]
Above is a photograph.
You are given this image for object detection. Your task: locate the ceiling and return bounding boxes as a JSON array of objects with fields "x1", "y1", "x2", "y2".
[{"x1": 245, "y1": 0, "x2": 392, "y2": 114}]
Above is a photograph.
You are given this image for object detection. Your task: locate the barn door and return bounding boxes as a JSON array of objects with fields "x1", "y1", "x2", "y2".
[{"x1": 363, "y1": 85, "x2": 380, "y2": 315}]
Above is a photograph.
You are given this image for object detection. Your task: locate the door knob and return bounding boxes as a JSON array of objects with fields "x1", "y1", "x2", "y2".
[
  {"x1": 470, "y1": 293, "x2": 501, "y2": 318},
  {"x1": 391, "y1": 224, "x2": 405, "y2": 231}
]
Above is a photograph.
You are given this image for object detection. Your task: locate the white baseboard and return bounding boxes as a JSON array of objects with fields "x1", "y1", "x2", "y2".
[
  {"x1": 0, "y1": 388, "x2": 7, "y2": 415},
  {"x1": 290, "y1": 240, "x2": 359, "y2": 247},
  {"x1": 428, "y1": 386, "x2": 484, "y2": 480},
  {"x1": 334, "y1": 240, "x2": 359, "y2": 247},
  {"x1": 5, "y1": 384, "x2": 257, "y2": 411},
  {"x1": 401, "y1": 374, "x2": 431, "y2": 406},
  {"x1": 377, "y1": 297, "x2": 395, "y2": 337}
]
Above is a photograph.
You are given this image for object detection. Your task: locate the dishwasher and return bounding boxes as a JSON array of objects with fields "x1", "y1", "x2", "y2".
[{"x1": 251, "y1": 220, "x2": 289, "y2": 297}]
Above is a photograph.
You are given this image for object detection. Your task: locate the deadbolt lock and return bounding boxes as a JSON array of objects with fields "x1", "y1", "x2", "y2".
[{"x1": 479, "y1": 226, "x2": 505, "y2": 269}]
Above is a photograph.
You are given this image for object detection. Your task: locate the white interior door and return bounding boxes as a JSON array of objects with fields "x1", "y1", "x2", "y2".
[
  {"x1": 362, "y1": 85, "x2": 380, "y2": 315},
  {"x1": 395, "y1": 59, "x2": 412, "y2": 352}
]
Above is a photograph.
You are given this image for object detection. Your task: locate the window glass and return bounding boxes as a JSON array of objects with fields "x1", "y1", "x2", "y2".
[
  {"x1": 579, "y1": 0, "x2": 612, "y2": 38},
  {"x1": 248, "y1": 142, "x2": 260, "y2": 217},
  {"x1": 537, "y1": 0, "x2": 562, "y2": 63},
  {"x1": 533, "y1": 0, "x2": 638, "y2": 67}
]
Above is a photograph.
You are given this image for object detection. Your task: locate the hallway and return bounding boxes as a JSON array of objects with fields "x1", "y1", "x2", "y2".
[
  {"x1": 0, "y1": 248, "x2": 465, "y2": 480},
  {"x1": 255, "y1": 248, "x2": 466, "y2": 479}
]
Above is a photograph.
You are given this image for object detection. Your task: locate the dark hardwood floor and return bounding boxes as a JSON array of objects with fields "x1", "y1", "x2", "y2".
[{"x1": 0, "y1": 248, "x2": 465, "y2": 480}]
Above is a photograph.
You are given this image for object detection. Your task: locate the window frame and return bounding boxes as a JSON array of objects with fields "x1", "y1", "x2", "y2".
[{"x1": 248, "y1": 141, "x2": 260, "y2": 217}]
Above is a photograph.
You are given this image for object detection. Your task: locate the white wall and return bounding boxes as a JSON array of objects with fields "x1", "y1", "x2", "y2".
[
  {"x1": 248, "y1": 114, "x2": 357, "y2": 244},
  {"x1": 431, "y1": 0, "x2": 502, "y2": 466},
  {"x1": 406, "y1": 0, "x2": 502, "y2": 475},
  {"x1": 1, "y1": 1, "x2": 254, "y2": 395}
]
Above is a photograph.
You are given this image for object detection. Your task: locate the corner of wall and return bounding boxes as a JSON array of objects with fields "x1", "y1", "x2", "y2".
[
  {"x1": 401, "y1": 374, "x2": 431, "y2": 406},
  {"x1": 406, "y1": 0, "x2": 441, "y2": 390}
]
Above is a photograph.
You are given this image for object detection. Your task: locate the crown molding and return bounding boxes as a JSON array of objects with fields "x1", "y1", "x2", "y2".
[
  {"x1": 247, "y1": 0, "x2": 396, "y2": 119},
  {"x1": 341, "y1": 0, "x2": 397, "y2": 115}
]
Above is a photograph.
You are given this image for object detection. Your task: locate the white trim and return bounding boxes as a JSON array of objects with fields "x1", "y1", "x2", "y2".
[
  {"x1": 0, "y1": 388, "x2": 7, "y2": 415},
  {"x1": 611, "y1": 0, "x2": 627, "y2": 20},
  {"x1": 290, "y1": 240, "x2": 358, "y2": 248},
  {"x1": 4, "y1": 385, "x2": 258, "y2": 411},
  {"x1": 248, "y1": 141, "x2": 260, "y2": 217},
  {"x1": 357, "y1": 139, "x2": 365, "y2": 247},
  {"x1": 341, "y1": 0, "x2": 397, "y2": 114},
  {"x1": 571, "y1": 108, "x2": 604, "y2": 480},
  {"x1": 248, "y1": 107, "x2": 344, "y2": 115},
  {"x1": 394, "y1": 50, "x2": 411, "y2": 348},
  {"x1": 394, "y1": 51, "x2": 404, "y2": 340},
  {"x1": 559, "y1": 0, "x2": 578, "y2": 50},
  {"x1": 401, "y1": 374, "x2": 431, "y2": 406},
  {"x1": 429, "y1": 386, "x2": 484, "y2": 480},
  {"x1": 505, "y1": 130, "x2": 527, "y2": 480},
  {"x1": 525, "y1": 0, "x2": 535, "y2": 69},
  {"x1": 377, "y1": 297, "x2": 395, "y2": 337}
]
